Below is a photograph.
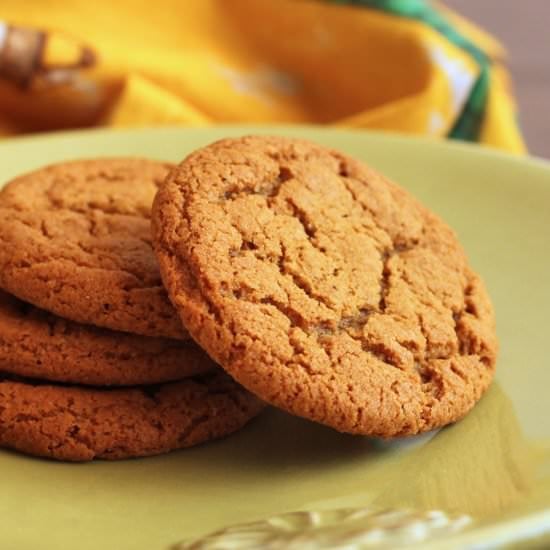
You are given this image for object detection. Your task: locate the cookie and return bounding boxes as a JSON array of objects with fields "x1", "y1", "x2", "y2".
[
  {"x1": 0, "y1": 290, "x2": 214, "y2": 386},
  {"x1": 0, "y1": 158, "x2": 187, "y2": 339},
  {"x1": 0, "y1": 372, "x2": 264, "y2": 461},
  {"x1": 152, "y1": 136, "x2": 498, "y2": 438}
]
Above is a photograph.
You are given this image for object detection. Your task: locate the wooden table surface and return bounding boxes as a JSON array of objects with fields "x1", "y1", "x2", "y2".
[{"x1": 444, "y1": 0, "x2": 549, "y2": 158}]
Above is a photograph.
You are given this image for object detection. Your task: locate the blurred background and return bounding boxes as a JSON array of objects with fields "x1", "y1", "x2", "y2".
[
  {"x1": 446, "y1": 0, "x2": 549, "y2": 157},
  {"x1": 0, "y1": 0, "x2": 548, "y2": 157}
]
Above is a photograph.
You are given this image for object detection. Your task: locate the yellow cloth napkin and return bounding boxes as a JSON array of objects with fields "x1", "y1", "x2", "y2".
[{"x1": 0, "y1": 0, "x2": 525, "y2": 153}]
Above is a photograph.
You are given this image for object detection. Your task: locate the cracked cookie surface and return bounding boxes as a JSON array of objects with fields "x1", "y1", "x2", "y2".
[
  {"x1": 0, "y1": 290, "x2": 214, "y2": 386},
  {"x1": 152, "y1": 136, "x2": 497, "y2": 437},
  {"x1": 0, "y1": 158, "x2": 186, "y2": 338},
  {"x1": 0, "y1": 371, "x2": 264, "y2": 461}
]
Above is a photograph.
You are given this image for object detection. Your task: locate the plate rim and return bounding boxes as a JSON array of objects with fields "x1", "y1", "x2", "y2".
[{"x1": 0, "y1": 124, "x2": 548, "y2": 170}]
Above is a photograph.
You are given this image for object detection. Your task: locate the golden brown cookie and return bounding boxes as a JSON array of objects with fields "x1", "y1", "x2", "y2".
[
  {"x1": 152, "y1": 136, "x2": 498, "y2": 438},
  {"x1": 0, "y1": 372, "x2": 264, "y2": 461},
  {"x1": 0, "y1": 290, "x2": 214, "y2": 386},
  {"x1": 0, "y1": 158, "x2": 186, "y2": 339}
]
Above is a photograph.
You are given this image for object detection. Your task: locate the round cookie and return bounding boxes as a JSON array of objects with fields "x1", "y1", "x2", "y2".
[
  {"x1": 0, "y1": 372, "x2": 264, "y2": 461},
  {"x1": 152, "y1": 136, "x2": 498, "y2": 438},
  {"x1": 0, "y1": 158, "x2": 186, "y2": 339},
  {"x1": 0, "y1": 290, "x2": 214, "y2": 386}
]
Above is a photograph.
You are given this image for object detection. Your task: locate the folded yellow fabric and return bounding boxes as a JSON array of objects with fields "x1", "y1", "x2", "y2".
[{"x1": 0, "y1": 0, "x2": 525, "y2": 153}]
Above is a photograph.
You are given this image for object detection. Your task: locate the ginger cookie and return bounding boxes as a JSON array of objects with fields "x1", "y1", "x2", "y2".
[
  {"x1": 0, "y1": 158, "x2": 186, "y2": 339},
  {"x1": 0, "y1": 290, "x2": 214, "y2": 386},
  {"x1": 0, "y1": 372, "x2": 264, "y2": 461},
  {"x1": 152, "y1": 136, "x2": 497, "y2": 438}
]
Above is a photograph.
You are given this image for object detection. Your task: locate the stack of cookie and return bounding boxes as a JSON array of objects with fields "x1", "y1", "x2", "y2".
[
  {"x1": 0, "y1": 158, "x2": 264, "y2": 461},
  {"x1": 0, "y1": 137, "x2": 498, "y2": 462}
]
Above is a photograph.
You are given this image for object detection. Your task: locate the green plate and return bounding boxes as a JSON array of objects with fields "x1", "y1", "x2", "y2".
[{"x1": 1, "y1": 127, "x2": 549, "y2": 550}]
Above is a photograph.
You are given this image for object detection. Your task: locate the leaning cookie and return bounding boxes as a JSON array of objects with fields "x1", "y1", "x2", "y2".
[
  {"x1": 152, "y1": 136, "x2": 498, "y2": 438},
  {"x1": 0, "y1": 158, "x2": 186, "y2": 339},
  {"x1": 0, "y1": 372, "x2": 264, "y2": 461},
  {"x1": 0, "y1": 290, "x2": 214, "y2": 386}
]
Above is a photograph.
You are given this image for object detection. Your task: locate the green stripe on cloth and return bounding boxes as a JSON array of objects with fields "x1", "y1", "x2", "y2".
[
  {"x1": 328, "y1": 0, "x2": 490, "y2": 142},
  {"x1": 448, "y1": 63, "x2": 489, "y2": 141}
]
